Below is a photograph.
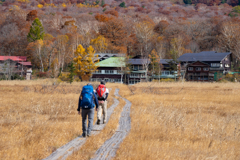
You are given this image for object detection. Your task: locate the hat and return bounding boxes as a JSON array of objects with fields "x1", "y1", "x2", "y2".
[
  {"x1": 100, "y1": 80, "x2": 105, "y2": 85},
  {"x1": 87, "y1": 83, "x2": 92, "y2": 86}
]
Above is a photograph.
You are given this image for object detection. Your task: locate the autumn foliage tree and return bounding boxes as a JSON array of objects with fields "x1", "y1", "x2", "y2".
[
  {"x1": 218, "y1": 20, "x2": 240, "y2": 66},
  {"x1": 90, "y1": 35, "x2": 108, "y2": 53},
  {"x1": 95, "y1": 13, "x2": 112, "y2": 22},
  {"x1": 99, "y1": 18, "x2": 127, "y2": 53},
  {"x1": 26, "y1": 10, "x2": 38, "y2": 21},
  {"x1": 149, "y1": 49, "x2": 161, "y2": 76},
  {"x1": 134, "y1": 21, "x2": 155, "y2": 56},
  {"x1": 27, "y1": 40, "x2": 45, "y2": 71},
  {"x1": 73, "y1": 44, "x2": 98, "y2": 81}
]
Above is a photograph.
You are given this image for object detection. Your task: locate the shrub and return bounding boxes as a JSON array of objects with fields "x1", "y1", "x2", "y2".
[
  {"x1": 218, "y1": 78, "x2": 229, "y2": 83},
  {"x1": 37, "y1": 72, "x2": 47, "y2": 78},
  {"x1": 224, "y1": 73, "x2": 240, "y2": 82},
  {"x1": 152, "y1": 78, "x2": 175, "y2": 82},
  {"x1": 74, "y1": 77, "x2": 81, "y2": 82},
  {"x1": 161, "y1": 78, "x2": 175, "y2": 82},
  {"x1": 13, "y1": 74, "x2": 25, "y2": 80},
  {"x1": 58, "y1": 72, "x2": 70, "y2": 82}
]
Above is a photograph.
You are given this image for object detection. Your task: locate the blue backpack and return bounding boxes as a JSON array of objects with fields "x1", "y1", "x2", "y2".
[{"x1": 81, "y1": 85, "x2": 94, "y2": 109}]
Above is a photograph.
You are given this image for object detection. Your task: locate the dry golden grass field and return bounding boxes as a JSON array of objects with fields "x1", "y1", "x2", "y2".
[
  {"x1": 0, "y1": 80, "x2": 240, "y2": 160},
  {"x1": 114, "y1": 82, "x2": 240, "y2": 160}
]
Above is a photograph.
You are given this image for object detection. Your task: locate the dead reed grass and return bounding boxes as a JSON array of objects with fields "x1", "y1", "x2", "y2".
[
  {"x1": 0, "y1": 79, "x2": 116, "y2": 160},
  {"x1": 1, "y1": 80, "x2": 240, "y2": 160},
  {"x1": 114, "y1": 82, "x2": 240, "y2": 160}
]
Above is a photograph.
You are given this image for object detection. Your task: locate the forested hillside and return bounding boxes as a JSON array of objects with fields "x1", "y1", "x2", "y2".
[{"x1": 1, "y1": 0, "x2": 240, "y2": 73}]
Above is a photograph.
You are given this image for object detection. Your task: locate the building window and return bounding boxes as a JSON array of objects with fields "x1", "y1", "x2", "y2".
[
  {"x1": 132, "y1": 65, "x2": 138, "y2": 71},
  {"x1": 162, "y1": 71, "x2": 170, "y2": 75},
  {"x1": 115, "y1": 79, "x2": 122, "y2": 83},
  {"x1": 203, "y1": 67, "x2": 209, "y2": 71},
  {"x1": 129, "y1": 80, "x2": 140, "y2": 84},
  {"x1": 211, "y1": 63, "x2": 220, "y2": 67},
  {"x1": 117, "y1": 70, "x2": 122, "y2": 74},
  {"x1": 130, "y1": 73, "x2": 140, "y2": 77},
  {"x1": 196, "y1": 67, "x2": 201, "y2": 71},
  {"x1": 109, "y1": 79, "x2": 115, "y2": 82},
  {"x1": 95, "y1": 70, "x2": 101, "y2": 74},
  {"x1": 188, "y1": 67, "x2": 193, "y2": 71},
  {"x1": 105, "y1": 70, "x2": 114, "y2": 74}
]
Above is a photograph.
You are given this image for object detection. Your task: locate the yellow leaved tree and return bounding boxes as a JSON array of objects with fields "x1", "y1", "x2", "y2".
[
  {"x1": 73, "y1": 44, "x2": 99, "y2": 81},
  {"x1": 149, "y1": 49, "x2": 161, "y2": 79},
  {"x1": 90, "y1": 35, "x2": 108, "y2": 53},
  {"x1": 37, "y1": 4, "x2": 43, "y2": 8}
]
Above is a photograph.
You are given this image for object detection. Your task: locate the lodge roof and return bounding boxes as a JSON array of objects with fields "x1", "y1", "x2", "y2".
[
  {"x1": 0, "y1": 56, "x2": 27, "y2": 61},
  {"x1": 160, "y1": 59, "x2": 173, "y2": 64},
  {"x1": 94, "y1": 53, "x2": 125, "y2": 61},
  {"x1": 128, "y1": 58, "x2": 150, "y2": 65},
  {"x1": 96, "y1": 57, "x2": 125, "y2": 67},
  {"x1": 178, "y1": 51, "x2": 231, "y2": 62}
]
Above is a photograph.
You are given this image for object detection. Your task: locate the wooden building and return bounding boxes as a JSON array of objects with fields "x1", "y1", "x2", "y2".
[
  {"x1": 128, "y1": 58, "x2": 149, "y2": 84},
  {"x1": 91, "y1": 57, "x2": 125, "y2": 83},
  {"x1": 0, "y1": 56, "x2": 32, "y2": 80},
  {"x1": 185, "y1": 61, "x2": 214, "y2": 81},
  {"x1": 178, "y1": 51, "x2": 232, "y2": 81}
]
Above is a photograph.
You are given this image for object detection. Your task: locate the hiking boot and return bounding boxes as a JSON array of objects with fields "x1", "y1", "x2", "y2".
[
  {"x1": 103, "y1": 120, "x2": 106, "y2": 124},
  {"x1": 97, "y1": 119, "x2": 100, "y2": 125},
  {"x1": 87, "y1": 133, "x2": 91, "y2": 137},
  {"x1": 82, "y1": 133, "x2": 86, "y2": 137}
]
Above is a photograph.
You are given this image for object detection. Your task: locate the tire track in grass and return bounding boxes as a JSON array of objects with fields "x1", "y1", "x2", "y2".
[
  {"x1": 43, "y1": 89, "x2": 120, "y2": 160},
  {"x1": 91, "y1": 91, "x2": 132, "y2": 160}
]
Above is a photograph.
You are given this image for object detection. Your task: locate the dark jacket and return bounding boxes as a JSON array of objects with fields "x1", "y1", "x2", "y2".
[{"x1": 77, "y1": 86, "x2": 99, "y2": 111}]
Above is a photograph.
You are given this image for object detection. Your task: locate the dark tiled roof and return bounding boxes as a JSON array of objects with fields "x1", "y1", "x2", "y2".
[
  {"x1": 160, "y1": 59, "x2": 173, "y2": 64},
  {"x1": 128, "y1": 59, "x2": 150, "y2": 65},
  {"x1": 178, "y1": 51, "x2": 231, "y2": 62},
  {"x1": 95, "y1": 53, "x2": 125, "y2": 58}
]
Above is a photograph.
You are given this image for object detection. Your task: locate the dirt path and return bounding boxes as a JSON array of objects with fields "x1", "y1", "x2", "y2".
[
  {"x1": 91, "y1": 92, "x2": 132, "y2": 160},
  {"x1": 43, "y1": 89, "x2": 120, "y2": 160}
]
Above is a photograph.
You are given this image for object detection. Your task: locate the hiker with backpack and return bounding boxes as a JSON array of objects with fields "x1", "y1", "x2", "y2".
[
  {"x1": 77, "y1": 83, "x2": 99, "y2": 137},
  {"x1": 96, "y1": 80, "x2": 109, "y2": 125}
]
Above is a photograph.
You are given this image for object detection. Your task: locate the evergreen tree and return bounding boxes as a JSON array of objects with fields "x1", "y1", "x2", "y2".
[
  {"x1": 27, "y1": 18, "x2": 45, "y2": 42},
  {"x1": 183, "y1": 0, "x2": 192, "y2": 4},
  {"x1": 68, "y1": 61, "x2": 76, "y2": 84},
  {"x1": 119, "y1": 2, "x2": 126, "y2": 7},
  {"x1": 101, "y1": 0, "x2": 105, "y2": 6}
]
